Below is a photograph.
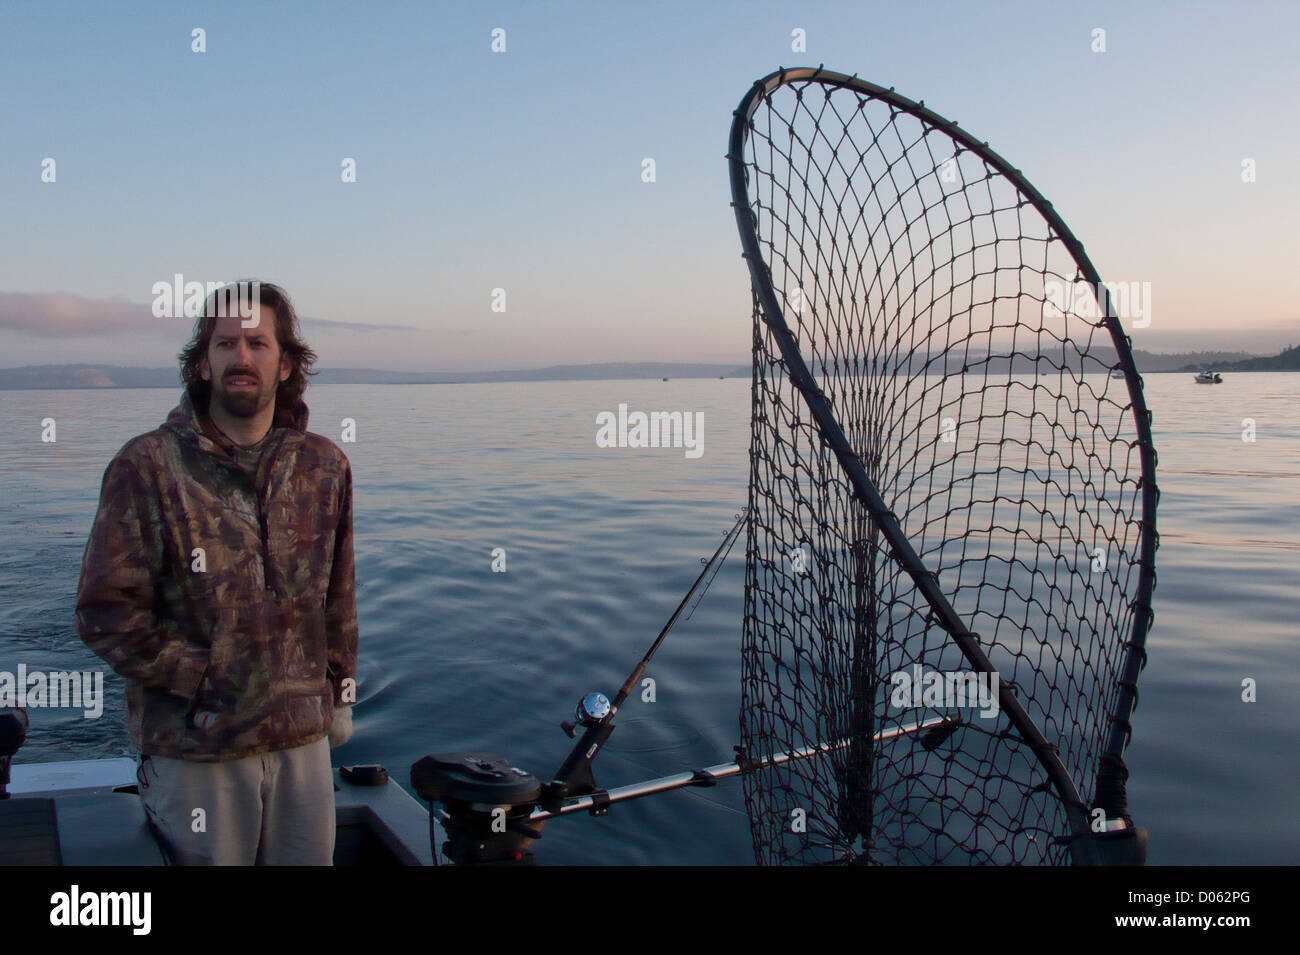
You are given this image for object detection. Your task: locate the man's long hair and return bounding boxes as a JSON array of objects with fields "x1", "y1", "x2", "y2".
[{"x1": 178, "y1": 281, "x2": 317, "y2": 410}]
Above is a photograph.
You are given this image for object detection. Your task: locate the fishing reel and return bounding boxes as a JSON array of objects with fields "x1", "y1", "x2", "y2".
[{"x1": 561, "y1": 691, "x2": 611, "y2": 737}]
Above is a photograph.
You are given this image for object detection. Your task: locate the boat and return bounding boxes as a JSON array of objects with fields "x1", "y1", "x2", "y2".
[
  {"x1": 1194, "y1": 370, "x2": 1223, "y2": 383},
  {"x1": 1110, "y1": 369, "x2": 1125, "y2": 379}
]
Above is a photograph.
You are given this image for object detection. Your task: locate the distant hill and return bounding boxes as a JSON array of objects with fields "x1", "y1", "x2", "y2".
[
  {"x1": 1133, "y1": 350, "x2": 1258, "y2": 372},
  {"x1": 1177, "y1": 344, "x2": 1300, "y2": 372},
  {"x1": 0, "y1": 362, "x2": 751, "y2": 390},
  {"x1": 0, "y1": 365, "x2": 184, "y2": 390}
]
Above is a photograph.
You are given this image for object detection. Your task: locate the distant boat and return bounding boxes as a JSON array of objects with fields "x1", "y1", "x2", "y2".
[
  {"x1": 1110, "y1": 369, "x2": 1125, "y2": 380},
  {"x1": 1194, "y1": 370, "x2": 1223, "y2": 384},
  {"x1": 662, "y1": 377, "x2": 669, "y2": 381}
]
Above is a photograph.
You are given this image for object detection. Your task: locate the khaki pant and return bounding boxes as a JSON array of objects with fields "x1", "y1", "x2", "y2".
[{"x1": 137, "y1": 737, "x2": 335, "y2": 865}]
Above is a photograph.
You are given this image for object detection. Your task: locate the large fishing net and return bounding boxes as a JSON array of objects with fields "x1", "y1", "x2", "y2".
[{"x1": 730, "y1": 69, "x2": 1158, "y2": 865}]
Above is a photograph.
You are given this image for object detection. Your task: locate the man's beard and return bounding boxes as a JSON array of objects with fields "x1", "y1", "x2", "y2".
[{"x1": 213, "y1": 374, "x2": 276, "y2": 418}]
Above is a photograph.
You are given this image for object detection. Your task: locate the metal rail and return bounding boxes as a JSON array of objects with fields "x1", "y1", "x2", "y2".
[{"x1": 530, "y1": 716, "x2": 948, "y2": 822}]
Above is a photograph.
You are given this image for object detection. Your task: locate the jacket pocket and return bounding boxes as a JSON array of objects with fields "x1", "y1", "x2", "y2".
[{"x1": 187, "y1": 603, "x2": 265, "y2": 725}]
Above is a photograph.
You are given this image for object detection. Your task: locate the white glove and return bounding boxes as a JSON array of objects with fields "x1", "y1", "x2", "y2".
[{"x1": 328, "y1": 706, "x2": 353, "y2": 748}]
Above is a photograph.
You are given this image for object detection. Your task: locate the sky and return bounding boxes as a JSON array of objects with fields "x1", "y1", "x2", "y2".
[{"x1": 2, "y1": 0, "x2": 1298, "y2": 372}]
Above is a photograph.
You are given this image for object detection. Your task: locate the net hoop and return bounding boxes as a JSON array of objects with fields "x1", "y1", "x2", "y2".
[{"x1": 729, "y1": 66, "x2": 1159, "y2": 865}]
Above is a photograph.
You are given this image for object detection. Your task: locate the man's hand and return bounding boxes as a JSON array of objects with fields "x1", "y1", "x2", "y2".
[{"x1": 329, "y1": 706, "x2": 353, "y2": 748}]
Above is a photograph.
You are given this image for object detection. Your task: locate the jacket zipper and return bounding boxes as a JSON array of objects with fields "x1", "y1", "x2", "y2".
[{"x1": 258, "y1": 504, "x2": 275, "y2": 596}]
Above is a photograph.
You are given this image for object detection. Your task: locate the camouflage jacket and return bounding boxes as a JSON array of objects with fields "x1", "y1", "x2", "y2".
[{"x1": 76, "y1": 389, "x2": 358, "y2": 762}]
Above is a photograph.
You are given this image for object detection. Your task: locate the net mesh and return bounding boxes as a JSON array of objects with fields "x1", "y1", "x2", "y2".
[{"x1": 734, "y1": 75, "x2": 1157, "y2": 864}]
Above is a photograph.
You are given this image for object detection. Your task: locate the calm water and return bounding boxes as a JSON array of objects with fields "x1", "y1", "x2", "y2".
[{"x1": 1, "y1": 375, "x2": 1296, "y2": 864}]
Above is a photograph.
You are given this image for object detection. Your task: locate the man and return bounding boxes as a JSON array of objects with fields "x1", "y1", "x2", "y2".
[{"x1": 76, "y1": 280, "x2": 357, "y2": 865}]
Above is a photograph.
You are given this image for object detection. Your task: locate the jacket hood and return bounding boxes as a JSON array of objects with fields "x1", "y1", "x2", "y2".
[{"x1": 163, "y1": 386, "x2": 309, "y2": 457}]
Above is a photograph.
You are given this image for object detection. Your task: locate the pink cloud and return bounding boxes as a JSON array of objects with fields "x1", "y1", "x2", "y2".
[
  {"x1": 0, "y1": 291, "x2": 159, "y2": 337},
  {"x1": 0, "y1": 290, "x2": 421, "y2": 338}
]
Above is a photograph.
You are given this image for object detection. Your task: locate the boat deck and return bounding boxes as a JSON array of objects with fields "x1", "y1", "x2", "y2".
[{"x1": 2, "y1": 757, "x2": 439, "y2": 866}]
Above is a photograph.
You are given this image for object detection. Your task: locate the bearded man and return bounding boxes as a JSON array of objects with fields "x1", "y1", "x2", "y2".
[{"x1": 76, "y1": 280, "x2": 357, "y2": 865}]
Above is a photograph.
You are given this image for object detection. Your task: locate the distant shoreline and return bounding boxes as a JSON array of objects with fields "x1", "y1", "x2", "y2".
[{"x1": 1, "y1": 355, "x2": 1295, "y2": 391}]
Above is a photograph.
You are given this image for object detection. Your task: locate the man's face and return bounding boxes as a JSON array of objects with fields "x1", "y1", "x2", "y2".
[{"x1": 200, "y1": 307, "x2": 291, "y2": 419}]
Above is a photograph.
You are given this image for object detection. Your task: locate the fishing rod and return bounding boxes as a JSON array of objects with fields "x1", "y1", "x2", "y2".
[
  {"x1": 411, "y1": 509, "x2": 748, "y2": 863},
  {"x1": 547, "y1": 507, "x2": 748, "y2": 795}
]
